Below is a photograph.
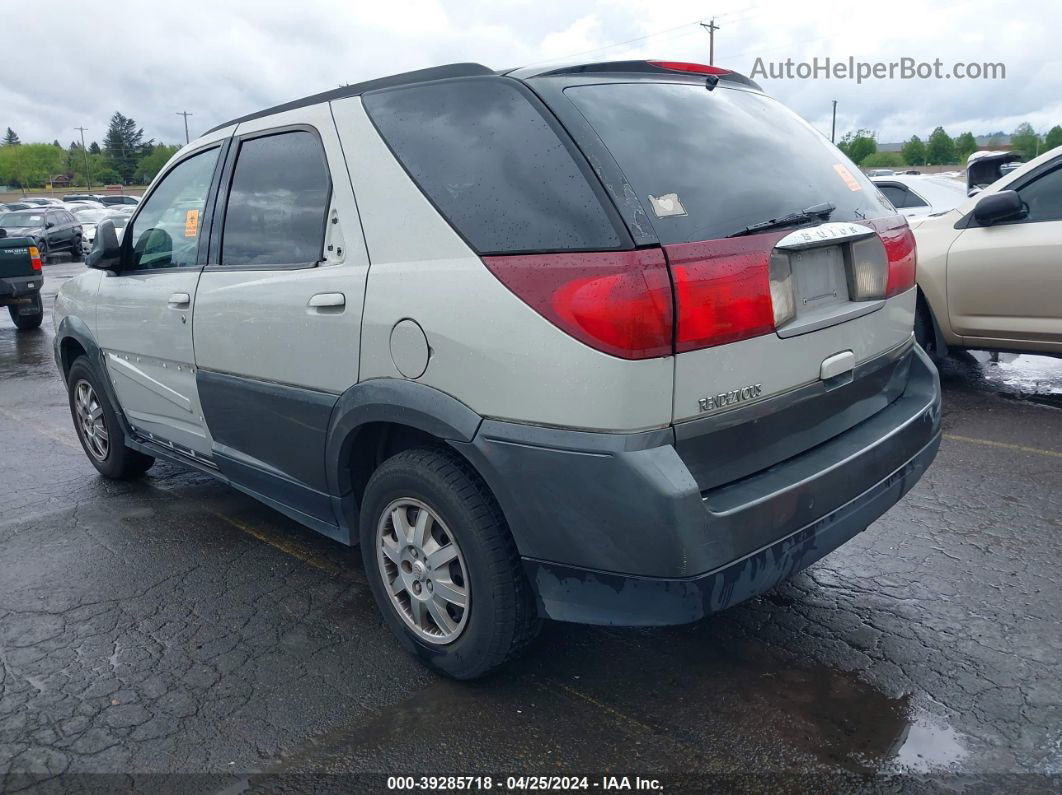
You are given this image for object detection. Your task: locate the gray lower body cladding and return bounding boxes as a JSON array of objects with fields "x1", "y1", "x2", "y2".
[{"x1": 459, "y1": 345, "x2": 941, "y2": 625}]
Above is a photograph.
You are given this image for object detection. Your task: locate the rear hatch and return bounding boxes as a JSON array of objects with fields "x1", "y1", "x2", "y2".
[{"x1": 532, "y1": 69, "x2": 917, "y2": 488}]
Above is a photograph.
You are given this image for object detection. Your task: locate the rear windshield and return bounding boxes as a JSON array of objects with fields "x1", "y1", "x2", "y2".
[
  {"x1": 363, "y1": 77, "x2": 624, "y2": 254},
  {"x1": 563, "y1": 82, "x2": 893, "y2": 244}
]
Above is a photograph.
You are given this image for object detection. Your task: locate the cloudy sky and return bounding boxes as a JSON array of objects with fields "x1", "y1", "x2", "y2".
[{"x1": 4, "y1": 0, "x2": 1061, "y2": 147}]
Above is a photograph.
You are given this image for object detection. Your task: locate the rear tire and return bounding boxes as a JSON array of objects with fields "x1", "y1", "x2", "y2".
[
  {"x1": 69, "y1": 236, "x2": 82, "y2": 262},
  {"x1": 9, "y1": 292, "x2": 43, "y2": 330},
  {"x1": 66, "y1": 357, "x2": 155, "y2": 479},
  {"x1": 360, "y1": 447, "x2": 541, "y2": 679}
]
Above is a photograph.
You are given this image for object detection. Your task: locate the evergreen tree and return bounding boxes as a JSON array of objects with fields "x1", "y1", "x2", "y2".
[
  {"x1": 103, "y1": 112, "x2": 145, "y2": 184},
  {"x1": 2, "y1": 127, "x2": 19, "y2": 146}
]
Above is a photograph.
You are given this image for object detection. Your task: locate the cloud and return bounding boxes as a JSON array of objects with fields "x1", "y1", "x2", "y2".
[{"x1": 2, "y1": 0, "x2": 1060, "y2": 148}]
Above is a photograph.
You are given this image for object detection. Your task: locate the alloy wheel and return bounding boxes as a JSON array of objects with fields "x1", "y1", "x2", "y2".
[
  {"x1": 376, "y1": 498, "x2": 470, "y2": 644},
  {"x1": 74, "y1": 379, "x2": 109, "y2": 461}
]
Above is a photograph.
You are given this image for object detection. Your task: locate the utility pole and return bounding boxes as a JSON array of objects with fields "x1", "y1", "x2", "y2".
[
  {"x1": 176, "y1": 111, "x2": 193, "y2": 144},
  {"x1": 831, "y1": 100, "x2": 837, "y2": 143},
  {"x1": 700, "y1": 18, "x2": 720, "y2": 65},
  {"x1": 75, "y1": 126, "x2": 92, "y2": 188}
]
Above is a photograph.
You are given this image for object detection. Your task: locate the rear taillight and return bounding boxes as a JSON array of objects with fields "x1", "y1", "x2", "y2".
[
  {"x1": 867, "y1": 216, "x2": 917, "y2": 297},
  {"x1": 29, "y1": 246, "x2": 42, "y2": 271},
  {"x1": 664, "y1": 234, "x2": 785, "y2": 352},
  {"x1": 482, "y1": 250, "x2": 673, "y2": 360},
  {"x1": 648, "y1": 60, "x2": 731, "y2": 76}
]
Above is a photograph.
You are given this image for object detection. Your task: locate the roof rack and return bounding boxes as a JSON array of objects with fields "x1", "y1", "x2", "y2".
[{"x1": 203, "y1": 62, "x2": 494, "y2": 135}]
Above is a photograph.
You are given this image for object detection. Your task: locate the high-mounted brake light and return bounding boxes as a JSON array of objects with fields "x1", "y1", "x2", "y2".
[
  {"x1": 648, "y1": 60, "x2": 731, "y2": 76},
  {"x1": 482, "y1": 250, "x2": 673, "y2": 360},
  {"x1": 28, "y1": 246, "x2": 42, "y2": 271}
]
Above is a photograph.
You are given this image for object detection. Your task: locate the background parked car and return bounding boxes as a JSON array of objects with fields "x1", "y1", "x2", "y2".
[
  {"x1": 71, "y1": 207, "x2": 125, "y2": 252},
  {"x1": 913, "y1": 145, "x2": 1062, "y2": 358},
  {"x1": 0, "y1": 207, "x2": 82, "y2": 261},
  {"x1": 63, "y1": 193, "x2": 104, "y2": 204},
  {"x1": 99, "y1": 195, "x2": 140, "y2": 207},
  {"x1": 19, "y1": 197, "x2": 65, "y2": 207},
  {"x1": 871, "y1": 174, "x2": 968, "y2": 225},
  {"x1": 0, "y1": 202, "x2": 35, "y2": 213}
]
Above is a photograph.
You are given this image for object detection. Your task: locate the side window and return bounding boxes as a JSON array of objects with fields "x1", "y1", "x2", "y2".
[
  {"x1": 127, "y1": 147, "x2": 219, "y2": 271},
  {"x1": 363, "y1": 77, "x2": 623, "y2": 254},
  {"x1": 877, "y1": 184, "x2": 909, "y2": 208},
  {"x1": 45, "y1": 210, "x2": 60, "y2": 227},
  {"x1": 1017, "y1": 165, "x2": 1062, "y2": 223},
  {"x1": 220, "y1": 130, "x2": 331, "y2": 267},
  {"x1": 904, "y1": 190, "x2": 928, "y2": 208}
]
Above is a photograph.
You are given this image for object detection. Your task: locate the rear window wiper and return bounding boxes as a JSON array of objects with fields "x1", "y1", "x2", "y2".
[{"x1": 727, "y1": 202, "x2": 836, "y2": 237}]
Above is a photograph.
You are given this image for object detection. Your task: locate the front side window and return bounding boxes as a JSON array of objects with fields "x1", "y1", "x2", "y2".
[
  {"x1": 127, "y1": 147, "x2": 219, "y2": 271},
  {"x1": 220, "y1": 130, "x2": 331, "y2": 267},
  {"x1": 877, "y1": 184, "x2": 909, "y2": 208},
  {"x1": 1017, "y1": 165, "x2": 1062, "y2": 223}
]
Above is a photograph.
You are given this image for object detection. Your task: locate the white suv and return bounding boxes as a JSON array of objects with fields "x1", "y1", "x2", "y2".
[{"x1": 54, "y1": 60, "x2": 941, "y2": 678}]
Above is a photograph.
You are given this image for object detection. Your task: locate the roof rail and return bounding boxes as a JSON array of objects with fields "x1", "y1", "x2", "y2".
[{"x1": 203, "y1": 62, "x2": 494, "y2": 135}]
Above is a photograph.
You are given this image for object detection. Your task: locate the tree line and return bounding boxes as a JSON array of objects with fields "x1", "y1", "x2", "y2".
[
  {"x1": 837, "y1": 122, "x2": 1062, "y2": 169},
  {"x1": 0, "y1": 112, "x2": 180, "y2": 189}
]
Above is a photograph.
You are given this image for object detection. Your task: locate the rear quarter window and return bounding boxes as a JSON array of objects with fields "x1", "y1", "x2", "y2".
[{"x1": 362, "y1": 77, "x2": 625, "y2": 254}]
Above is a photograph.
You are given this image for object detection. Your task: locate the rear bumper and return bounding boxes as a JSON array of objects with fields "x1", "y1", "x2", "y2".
[
  {"x1": 0, "y1": 274, "x2": 42, "y2": 302},
  {"x1": 460, "y1": 344, "x2": 941, "y2": 626}
]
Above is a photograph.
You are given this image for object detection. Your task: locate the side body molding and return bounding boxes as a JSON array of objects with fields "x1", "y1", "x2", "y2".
[{"x1": 325, "y1": 378, "x2": 483, "y2": 532}]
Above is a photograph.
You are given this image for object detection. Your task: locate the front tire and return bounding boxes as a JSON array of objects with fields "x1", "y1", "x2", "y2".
[
  {"x1": 360, "y1": 447, "x2": 540, "y2": 679},
  {"x1": 9, "y1": 292, "x2": 43, "y2": 330},
  {"x1": 66, "y1": 357, "x2": 155, "y2": 479},
  {"x1": 914, "y1": 295, "x2": 942, "y2": 361}
]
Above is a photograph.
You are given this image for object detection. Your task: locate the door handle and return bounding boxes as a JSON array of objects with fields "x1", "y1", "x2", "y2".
[
  {"x1": 307, "y1": 293, "x2": 345, "y2": 308},
  {"x1": 168, "y1": 292, "x2": 191, "y2": 307}
]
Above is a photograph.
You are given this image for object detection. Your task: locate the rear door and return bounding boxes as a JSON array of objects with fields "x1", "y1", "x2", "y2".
[
  {"x1": 947, "y1": 159, "x2": 1062, "y2": 349},
  {"x1": 94, "y1": 142, "x2": 226, "y2": 458},
  {"x1": 191, "y1": 104, "x2": 368, "y2": 523}
]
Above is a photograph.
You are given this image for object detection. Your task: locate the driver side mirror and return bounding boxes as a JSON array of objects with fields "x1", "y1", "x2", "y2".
[
  {"x1": 973, "y1": 190, "x2": 1025, "y2": 225},
  {"x1": 86, "y1": 220, "x2": 122, "y2": 271},
  {"x1": 45, "y1": 221, "x2": 55, "y2": 229}
]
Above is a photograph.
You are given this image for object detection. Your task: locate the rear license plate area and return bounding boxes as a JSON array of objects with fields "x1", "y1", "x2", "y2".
[{"x1": 790, "y1": 245, "x2": 849, "y2": 311}]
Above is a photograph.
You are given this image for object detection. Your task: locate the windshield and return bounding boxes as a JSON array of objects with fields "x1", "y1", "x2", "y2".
[
  {"x1": 73, "y1": 208, "x2": 109, "y2": 222},
  {"x1": 0, "y1": 211, "x2": 45, "y2": 227},
  {"x1": 563, "y1": 82, "x2": 893, "y2": 244}
]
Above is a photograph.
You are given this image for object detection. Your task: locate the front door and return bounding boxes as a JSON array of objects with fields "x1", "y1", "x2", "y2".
[
  {"x1": 94, "y1": 143, "x2": 224, "y2": 458},
  {"x1": 947, "y1": 159, "x2": 1062, "y2": 350},
  {"x1": 190, "y1": 105, "x2": 369, "y2": 523}
]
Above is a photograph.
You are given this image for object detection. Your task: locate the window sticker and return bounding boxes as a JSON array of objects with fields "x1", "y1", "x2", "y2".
[
  {"x1": 832, "y1": 163, "x2": 863, "y2": 192},
  {"x1": 648, "y1": 193, "x2": 687, "y2": 218},
  {"x1": 184, "y1": 209, "x2": 200, "y2": 238}
]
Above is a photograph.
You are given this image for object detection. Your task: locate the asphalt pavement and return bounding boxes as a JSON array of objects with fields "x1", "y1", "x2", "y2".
[{"x1": 1, "y1": 261, "x2": 1060, "y2": 792}]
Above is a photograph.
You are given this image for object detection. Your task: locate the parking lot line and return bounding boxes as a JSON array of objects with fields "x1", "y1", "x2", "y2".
[
  {"x1": 943, "y1": 433, "x2": 1062, "y2": 460},
  {"x1": 0, "y1": 406, "x2": 81, "y2": 451},
  {"x1": 212, "y1": 513, "x2": 345, "y2": 575}
]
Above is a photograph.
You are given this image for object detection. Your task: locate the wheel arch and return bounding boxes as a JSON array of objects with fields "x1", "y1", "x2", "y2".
[
  {"x1": 326, "y1": 379, "x2": 486, "y2": 533},
  {"x1": 54, "y1": 315, "x2": 100, "y2": 382}
]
